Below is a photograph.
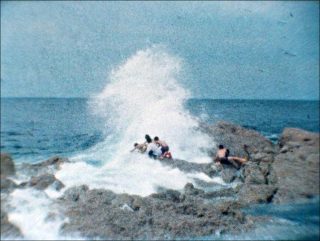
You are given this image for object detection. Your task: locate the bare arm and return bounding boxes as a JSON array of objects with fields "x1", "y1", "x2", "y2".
[{"x1": 130, "y1": 147, "x2": 137, "y2": 152}]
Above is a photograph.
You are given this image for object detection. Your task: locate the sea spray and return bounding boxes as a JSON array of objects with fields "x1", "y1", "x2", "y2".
[
  {"x1": 6, "y1": 188, "x2": 67, "y2": 240},
  {"x1": 2, "y1": 47, "x2": 221, "y2": 240},
  {"x1": 55, "y1": 46, "x2": 219, "y2": 196},
  {"x1": 89, "y1": 45, "x2": 214, "y2": 164}
]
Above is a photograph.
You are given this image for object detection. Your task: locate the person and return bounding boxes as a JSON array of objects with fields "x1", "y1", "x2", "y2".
[
  {"x1": 154, "y1": 136, "x2": 169, "y2": 154},
  {"x1": 130, "y1": 142, "x2": 147, "y2": 153},
  {"x1": 214, "y1": 144, "x2": 248, "y2": 168},
  {"x1": 154, "y1": 136, "x2": 172, "y2": 159},
  {"x1": 145, "y1": 134, "x2": 162, "y2": 159}
]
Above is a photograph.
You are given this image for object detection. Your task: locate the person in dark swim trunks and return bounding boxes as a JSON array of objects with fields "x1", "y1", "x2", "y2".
[
  {"x1": 154, "y1": 136, "x2": 172, "y2": 159},
  {"x1": 154, "y1": 136, "x2": 169, "y2": 154},
  {"x1": 214, "y1": 144, "x2": 248, "y2": 168}
]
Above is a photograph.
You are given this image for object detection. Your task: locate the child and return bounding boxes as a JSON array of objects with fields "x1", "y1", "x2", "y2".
[{"x1": 130, "y1": 142, "x2": 147, "y2": 153}]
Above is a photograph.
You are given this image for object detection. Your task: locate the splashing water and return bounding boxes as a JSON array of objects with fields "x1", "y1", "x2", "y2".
[
  {"x1": 3, "y1": 47, "x2": 219, "y2": 240},
  {"x1": 55, "y1": 46, "x2": 216, "y2": 196},
  {"x1": 89, "y1": 45, "x2": 213, "y2": 164}
]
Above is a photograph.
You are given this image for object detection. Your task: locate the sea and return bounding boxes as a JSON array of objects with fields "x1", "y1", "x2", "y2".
[
  {"x1": 1, "y1": 47, "x2": 319, "y2": 240},
  {"x1": 1, "y1": 98, "x2": 319, "y2": 164}
]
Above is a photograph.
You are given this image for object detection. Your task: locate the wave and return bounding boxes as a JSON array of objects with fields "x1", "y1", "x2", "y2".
[{"x1": 55, "y1": 46, "x2": 216, "y2": 196}]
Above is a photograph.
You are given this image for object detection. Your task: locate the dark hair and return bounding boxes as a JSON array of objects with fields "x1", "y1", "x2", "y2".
[
  {"x1": 218, "y1": 144, "x2": 224, "y2": 149},
  {"x1": 145, "y1": 134, "x2": 152, "y2": 143},
  {"x1": 154, "y1": 136, "x2": 159, "y2": 141},
  {"x1": 134, "y1": 143, "x2": 138, "y2": 147}
]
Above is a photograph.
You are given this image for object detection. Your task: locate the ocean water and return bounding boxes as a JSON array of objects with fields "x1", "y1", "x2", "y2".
[
  {"x1": 1, "y1": 98, "x2": 318, "y2": 163},
  {"x1": 1, "y1": 47, "x2": 319, "y2": 240}
]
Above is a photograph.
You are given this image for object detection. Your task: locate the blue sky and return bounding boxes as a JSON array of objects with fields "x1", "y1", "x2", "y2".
[{"x1": 1, "y1": 1, "x2": 319, "y2": 99}]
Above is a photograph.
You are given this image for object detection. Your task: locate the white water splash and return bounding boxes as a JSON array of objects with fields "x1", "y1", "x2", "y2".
[
  {"x1": 55, "y1": 46, "x2": 216, "y2": 196},
  {"x1": 3, "y1": 47, "x2": 220, "y2": 240}
]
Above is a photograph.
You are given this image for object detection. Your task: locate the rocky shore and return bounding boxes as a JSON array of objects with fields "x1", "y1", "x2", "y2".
[{"x1": 1, "y1": 121, "x2": 319, "y2": 239}]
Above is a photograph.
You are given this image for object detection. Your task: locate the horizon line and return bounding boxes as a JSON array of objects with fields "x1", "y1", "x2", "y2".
[{"x1": 0, "y1": 96, "x2": 319, "y2": 101}]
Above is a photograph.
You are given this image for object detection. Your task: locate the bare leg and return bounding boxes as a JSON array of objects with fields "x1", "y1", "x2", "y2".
[
  {"x1": 226, "y1": 157, "x2": 240, "y2": 169},
  {"x1": 229, "y1": 156, "x2": 247, "y2": 165}
]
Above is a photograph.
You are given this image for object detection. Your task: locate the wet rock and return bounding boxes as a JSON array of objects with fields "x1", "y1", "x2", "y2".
[
  {"x1": 272, "y1": 128, "x2": 319, "y2": 204},
  {"x1": 1, "y1": 177, "x2": 18, "y2": 193},
  {"x1": 1, "y1": 153, "x2": 15, "y2": 177},
  {"x1": 238, "y1": 184, "x2": 278, "y2": 204},
  {"x1": 204, "y1": 187, "x2": 238, "y2": 199},
  {"x1": 28, "y1": 173, "x2": 65, "y2": 191},
  {"x1": 151, "y1": 189, "x2": 183, "y2": 203},
  {"x1": 158, "y1": 158, "x2": 213, "y2": 175},
  {"x1": 62, "y1": 185, "x2": 89, "y2": 202},
  {"x1": 221, "y1": 167, "x2": 238, "y2": 183},
  {"x1": 59, "y1": 186, "x2": 252, "y2": 240},
  {"x1": 19, "y1": 156, "x2": 70, "y2": 176},
  {"x1": 1, "y1": 208, "x2": 22, "y2": 238},
  {"x1": 183, "y1": 183, "x2": 205, "y2": 196},
  {"x1": 33, "y1": 156, "x2": 70, "y2": 169}
]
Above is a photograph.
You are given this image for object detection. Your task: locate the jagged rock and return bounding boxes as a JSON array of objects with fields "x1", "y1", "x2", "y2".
[
  {"x1": 33, "y1": 156, "x2": 70, "y2": 169},
  {"x1": 204, "y1": 187, "x2": 238, "y2": 199},
  {"x1": 28, "y1": 174, "x2": 65, "y2": 190},
  {"x1": 220, "y1": 167, "x2": 238, "y2": 183},
  {"x1": 151, "y1": 189, "x2": 183, "y2": 202},
  {"x1": 59, "y1": 186, "x2": 253, "y2": 239},
  {"x1": 1, "y1": 177, "x2": 18, "y2": 193},
  {"x1": 272, "y1": 128, "x2": 319, "y2": 203},
  {"x1": 1, "y1": 153, "x2": 15, "y2": 177},
  {"x1": 279, "y1": 128, "x2": 319, "y2": 147},
  {"x1": 183, "y1": 183, "x2": 205, "y2": 196},
  {"x1": 19, "y1": 156, "x2": 70, "y2": 177},
  {"x1": 157, "y1": 158, "x2": 212, "y2": 175},
  {"x1": 241, "y1": 163, "x2": 266, "y2": 185},
  {"x1": 203, "y1": 121, "x2": 275, "y2": 159},
  {"x1": 62, "y1": 185, "x2": 90, "y2": 202},
  {"x1": 238, "y1": 184, "x2": 278, "y2": 204},
  {"x1": 1, "y1": 208, "x2": 22, "y2": 238}
]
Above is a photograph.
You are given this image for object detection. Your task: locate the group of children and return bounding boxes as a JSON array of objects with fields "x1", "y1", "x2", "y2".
[{"x1": 130, "y1": 134, "x2": 172, "y2": 159}]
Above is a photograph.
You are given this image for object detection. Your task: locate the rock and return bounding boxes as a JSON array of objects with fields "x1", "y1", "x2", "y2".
[
  {"x1": 204, "y1": 187, "x2": 238, "y2": 199},
  {"x1": 183, "y1": 183, "x2": 205, "y2": 196},
  {"x1": 62, "y1": 185, "x2": 89, "y2": 202},
  {"x1": 279, "y1": 128, "x2": 319, "y2": 148},
  {"x1": 272, "y1": 128, "x2": 319, "y2": 204},
  {"x1": 1, "y1": 153, "x2": 15, "y2": 177},
  {"x1": 203, "y1": 121, "x2": 275, "y2": 159},
  {"x1": 120, "y1": 204, "x2": 134, "y2": 212},
  {"x1": 241, "y1": 163, "x2": 266, "y2": 185},
  {"x1": 151, "y1": 189, "x2": 182, "y2": 203},
  {"x1": 221, "y1": 167, "x2": 238, "y2": 183},
  {"x1": 32, "y1": 156, "x2": 70, "y2": 169},
  {"x1": 59, "y1": 186, "x2": 252, "y2": 239},
  {"x1": 19, "y1": 156, "x2": 70, "y2": 177},
  {"x1": 28, "y1": 174, "x2": 65, "y2": 191},
  {"x1": 157, "y1": 158, "x2": 212, "y2": 175},
  {"x1": 1, "y1": 177, "x2": 18, "y2": 193},
  {"x1": 250, "y1": 152, "x2": 273, "y2": 163},
  {"x1": 1, "y1": 208, "x2": 22, "y2": 238},
  {"x1": 238, "y1": 184, "x2": 278, "y2": 204}
]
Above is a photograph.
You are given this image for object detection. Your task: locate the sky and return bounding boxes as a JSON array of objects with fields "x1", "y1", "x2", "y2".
[{"x1": 1, "y1": 1, "x2": 319, "y2": 99}]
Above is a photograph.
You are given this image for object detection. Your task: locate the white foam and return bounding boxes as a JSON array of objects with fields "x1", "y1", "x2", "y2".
[
  {"x1": 4, "y1": 47, "x2": 220, "y2": 239},
  {"x1": 88, "y1": 45, "x2": 214, "y2": 164},
  {"x1": 56, "y1": 154, "x2": 210, "y2": 196},
  {"x1": 55, "y1": 46, "x2": 216, "y2": 196},
  {"x1": 6, "y1": 188, "x2": 67, "y2": 240}
]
